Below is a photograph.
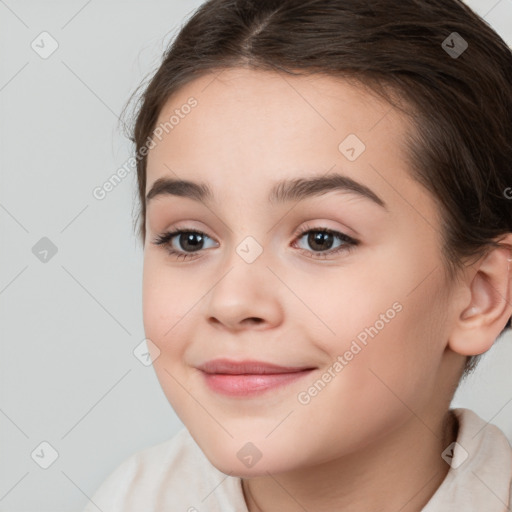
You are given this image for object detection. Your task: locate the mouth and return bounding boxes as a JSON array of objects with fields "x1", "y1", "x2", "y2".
[{"x1": 196, "y1": 358, "x2": 316, "y2": 397}]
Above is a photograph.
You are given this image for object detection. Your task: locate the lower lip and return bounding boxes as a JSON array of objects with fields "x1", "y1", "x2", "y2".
[{"x1": 201, "y1": 370, "x2": 314, "y2": 397}]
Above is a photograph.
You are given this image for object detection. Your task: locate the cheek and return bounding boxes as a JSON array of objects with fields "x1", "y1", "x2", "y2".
[
  {"x1": 309, "y1": 243, "x2": 447, "y2": 397},
  {"x1": 142, "y1": 253, "x2": 193, "y2": 355},
  {"x1": 142, "y1": 255, "x2": 199, "y2": 415},
  {"x1": 287, "y1": 284, "x2": 446, "y2": 463}
]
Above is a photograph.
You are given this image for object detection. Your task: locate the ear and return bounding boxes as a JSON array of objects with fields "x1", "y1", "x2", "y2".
[{"x1": 448, "y1": 234, "x2": 512, "y2": 357}]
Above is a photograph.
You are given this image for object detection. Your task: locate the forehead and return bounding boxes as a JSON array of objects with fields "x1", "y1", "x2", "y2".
[
  {"x1": 150, "y1": 68, "x2": 401, "y2": 155},
  {"x1": 145, "y1": 67, "x2": 429, "y2": 217}
]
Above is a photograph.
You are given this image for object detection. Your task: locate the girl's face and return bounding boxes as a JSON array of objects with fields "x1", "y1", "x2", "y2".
[{"x1": 142, "y1": 68, "x2": 463, "y2": 476}]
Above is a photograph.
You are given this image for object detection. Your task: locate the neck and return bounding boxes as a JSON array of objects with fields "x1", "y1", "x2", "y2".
[{"x1": 242, "y1": 409, "x2": 458, "y2": 512}]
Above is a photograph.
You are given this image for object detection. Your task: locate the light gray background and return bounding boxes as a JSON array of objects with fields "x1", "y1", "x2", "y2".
[{"x1": 0, "y1": 1, "x2": 511, "y2": 510}]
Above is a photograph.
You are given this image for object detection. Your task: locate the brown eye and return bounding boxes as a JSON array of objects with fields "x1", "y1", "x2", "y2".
[
  {"x1": 293, "y1": 224, "x2": 359, "y2": 259},
  {"x1": 152, "y1": 228, "x2": 217, "y2": 260}
]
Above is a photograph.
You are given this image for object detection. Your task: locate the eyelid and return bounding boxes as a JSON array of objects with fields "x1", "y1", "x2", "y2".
[{"x1": 291, "y1": 219, "x2": 358, "y2": 240}]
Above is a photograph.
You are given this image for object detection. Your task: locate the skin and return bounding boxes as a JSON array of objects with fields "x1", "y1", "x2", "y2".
[{"x1": 142, "y1": 68, "x2": 512, "y2": 512}]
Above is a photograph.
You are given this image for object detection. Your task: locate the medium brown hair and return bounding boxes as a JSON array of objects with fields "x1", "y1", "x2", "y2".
[{"x1": 122, "y1": 0, "x2": 512, "y2": 379}]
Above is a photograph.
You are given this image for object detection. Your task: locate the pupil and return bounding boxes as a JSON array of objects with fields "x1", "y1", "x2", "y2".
[
  {"x1": 181, "y1": 232, "x2": 203, "y2": 252},
  {"x1": 309, "y1": 231, "x2": 333, "y2": 251}
]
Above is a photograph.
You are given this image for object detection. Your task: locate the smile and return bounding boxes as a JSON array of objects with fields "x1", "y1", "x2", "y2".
[{"x1": 196, "y1": 358, "x2": 316, "y2": 397}]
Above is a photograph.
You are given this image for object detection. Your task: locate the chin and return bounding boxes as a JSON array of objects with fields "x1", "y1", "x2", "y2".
[
  {"x1": 210, "y1": 456, "x2": 292, "y2": 478},
  {"x1": 198, "y1": 439, "x2": 300, "y2": 478}
]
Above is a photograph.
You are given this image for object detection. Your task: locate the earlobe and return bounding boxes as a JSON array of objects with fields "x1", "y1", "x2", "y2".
[{"x1": 448, "y1": 235, "x2": 512, "y2": 357}]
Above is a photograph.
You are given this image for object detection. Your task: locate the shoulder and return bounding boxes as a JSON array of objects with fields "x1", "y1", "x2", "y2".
[
  {"x1": 422, "y1": 408, "x2": 512, "y2": 511},
  {"x1": 83, "y1": 427, "x2": 247, "y2": 512}
]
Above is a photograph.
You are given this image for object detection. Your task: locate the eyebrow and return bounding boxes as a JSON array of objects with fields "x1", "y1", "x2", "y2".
[{"x1": 146, "y1": 173, "x2": 387, "y2": 210}]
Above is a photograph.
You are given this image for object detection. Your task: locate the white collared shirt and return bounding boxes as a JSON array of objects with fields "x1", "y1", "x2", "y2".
[{"x1": 83, "y1": 408, "x2": 512, "y2": 511}]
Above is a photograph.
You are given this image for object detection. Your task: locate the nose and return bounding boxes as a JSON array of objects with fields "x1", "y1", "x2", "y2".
[{"x1": 202, "y1": 259, "x2": 284, "y2": 333}]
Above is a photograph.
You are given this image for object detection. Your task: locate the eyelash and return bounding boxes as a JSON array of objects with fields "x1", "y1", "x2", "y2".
[{"x1": 151, "y1": 223, "x2": 359, "y2": 261}]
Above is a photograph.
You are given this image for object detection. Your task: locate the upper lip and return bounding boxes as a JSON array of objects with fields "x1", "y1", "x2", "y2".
[{"x1": 197, "y1": 358, "x2": 315, "y2": 375}]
